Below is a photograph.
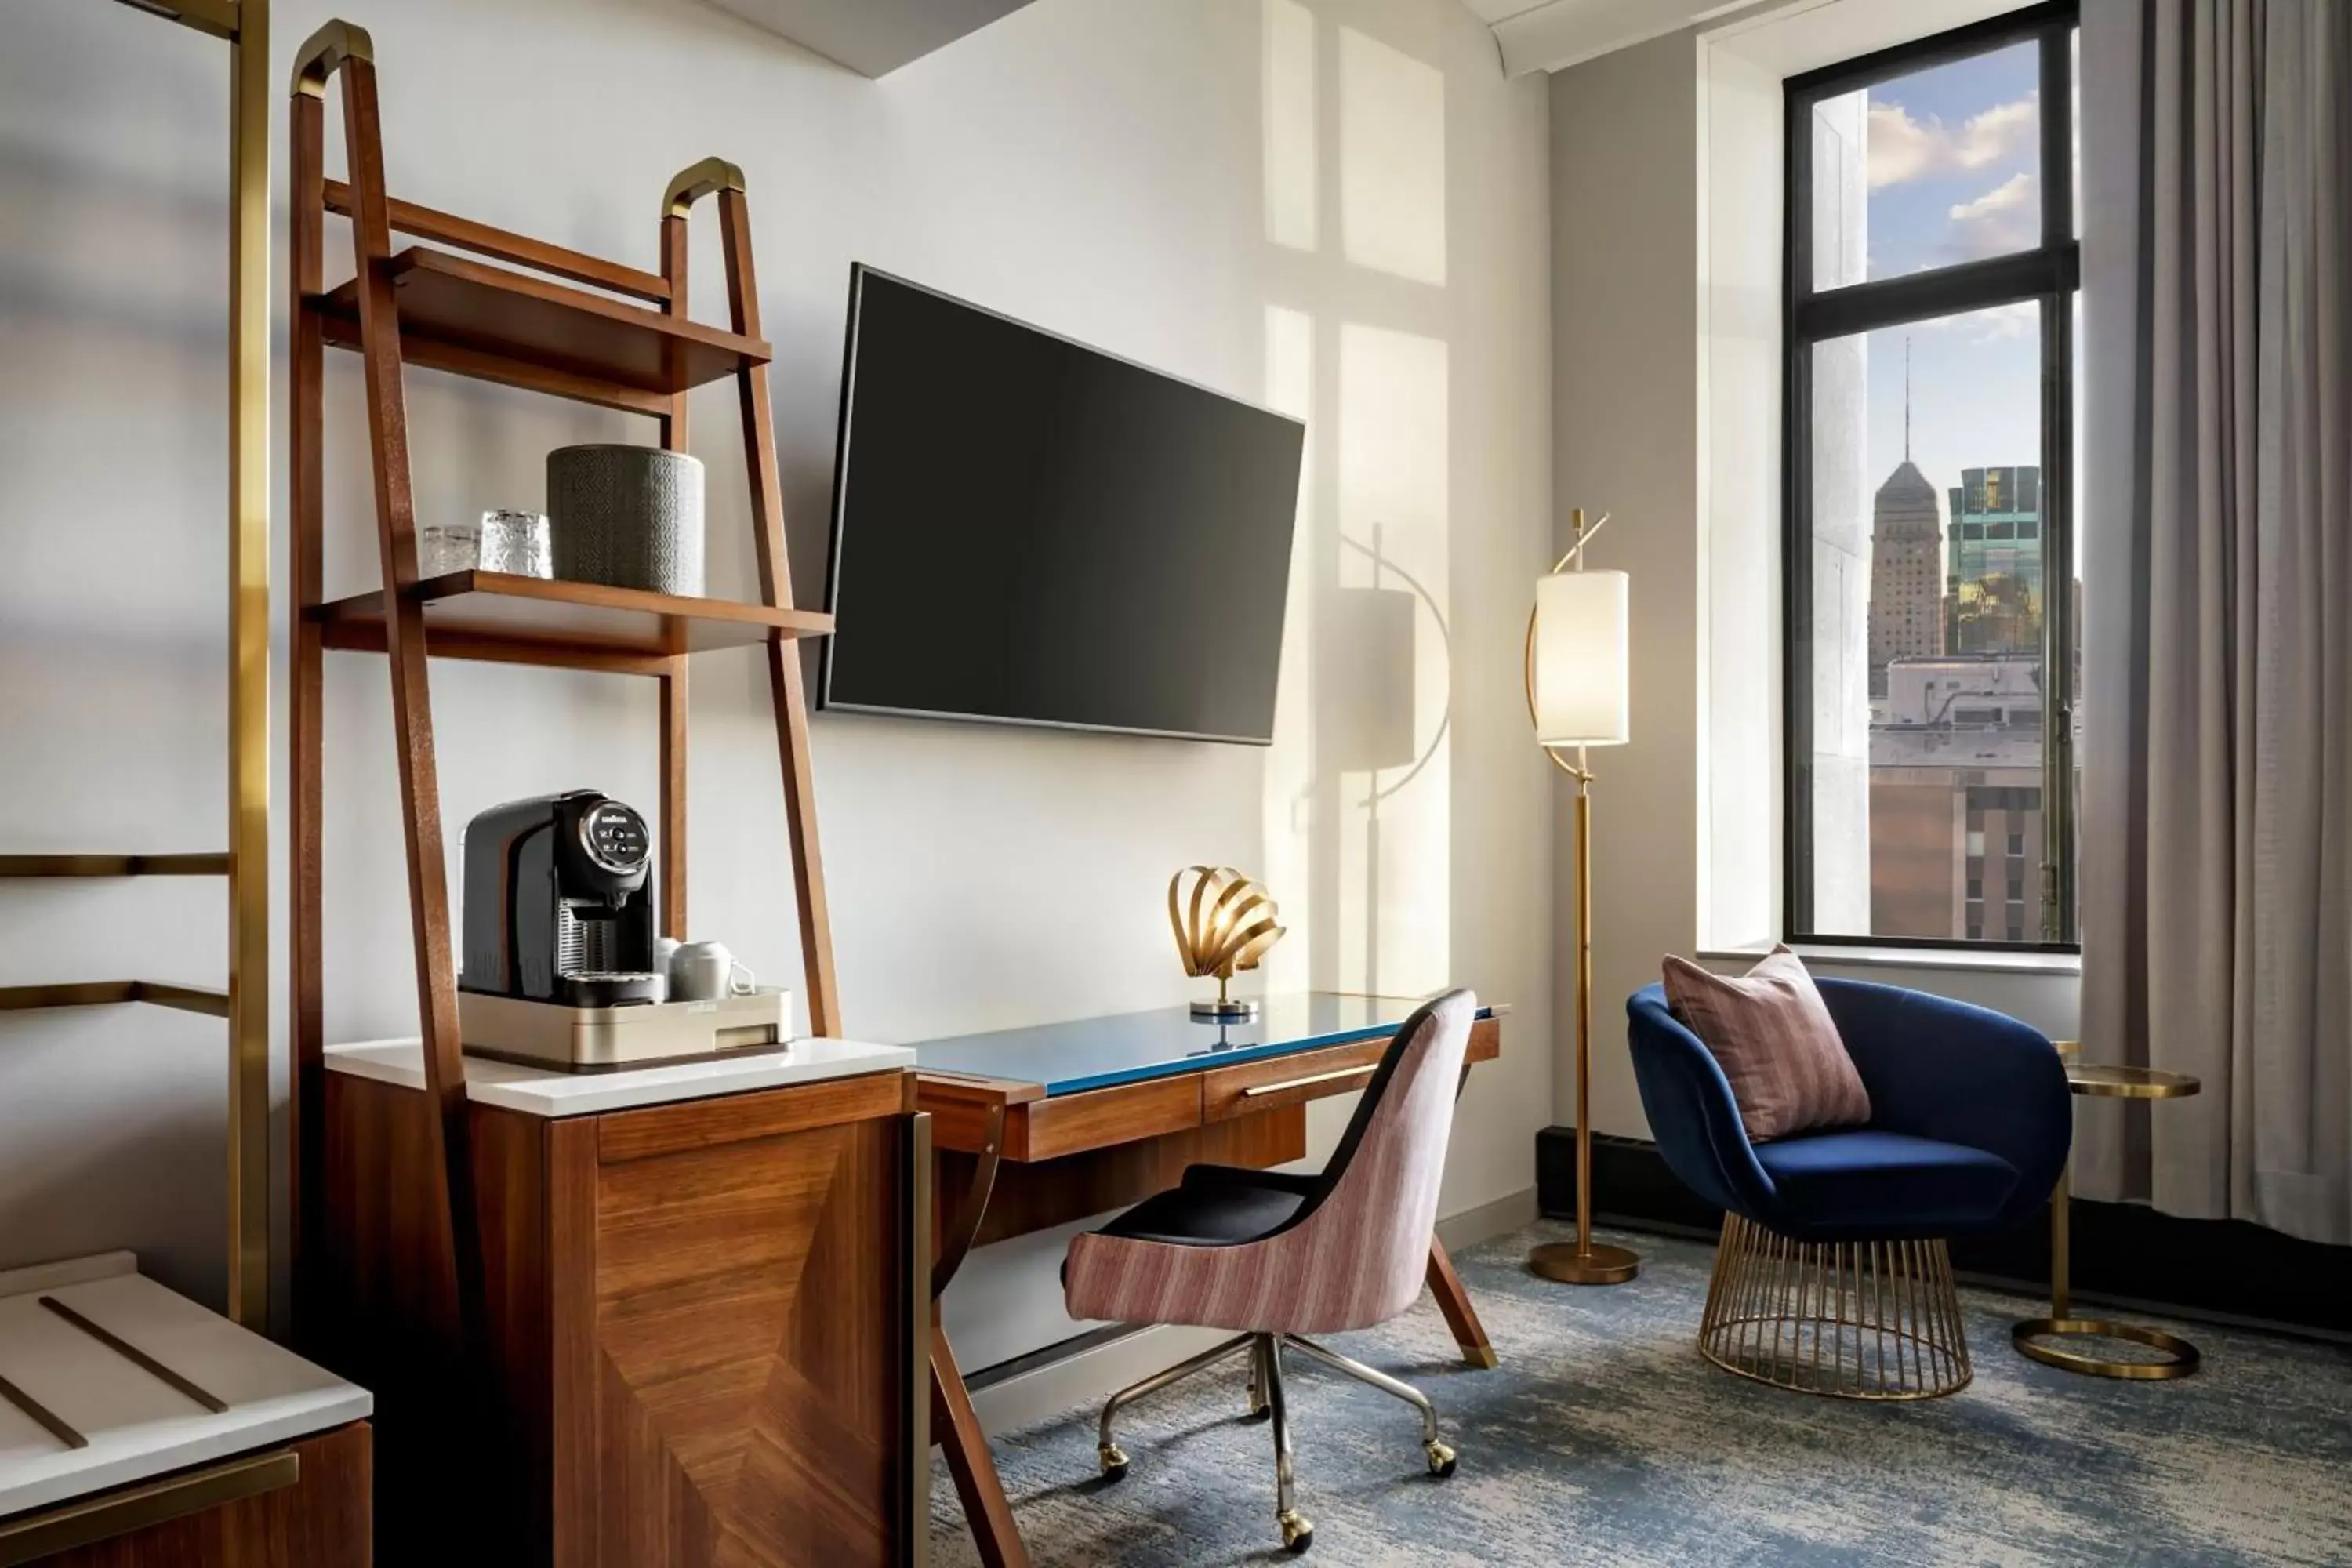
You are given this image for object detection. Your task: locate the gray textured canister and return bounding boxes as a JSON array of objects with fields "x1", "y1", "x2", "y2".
[{"x1": 546, "y1": 444, "x2": 706, "y2": 595}]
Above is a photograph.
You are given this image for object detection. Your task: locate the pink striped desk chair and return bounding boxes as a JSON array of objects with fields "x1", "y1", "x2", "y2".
[{"x1": 1061, "y1": 988, "x2": 1478, "y2": 1555}]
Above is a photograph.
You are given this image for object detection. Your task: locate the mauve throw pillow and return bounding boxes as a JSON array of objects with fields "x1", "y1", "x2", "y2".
[{"x1": 1660, "y1": 946, "x2": 1871, "y2": 1142}]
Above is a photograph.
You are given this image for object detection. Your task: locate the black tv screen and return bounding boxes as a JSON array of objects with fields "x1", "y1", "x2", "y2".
[{"x1": 819, "y1": 267, "x2": 1305, "y2": 744}]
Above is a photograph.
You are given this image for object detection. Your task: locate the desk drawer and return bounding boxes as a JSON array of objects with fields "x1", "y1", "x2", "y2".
[
  {"x1": 1203, "y1": 1040, "x2": 1389, "y2": 1123},
  {"x1": 1012, "y1": 1075, "x2": 1202, "y2": 1160},
  {"x1": 1201, "y1": 1016, "x2": 1503, "y2": 1123}
]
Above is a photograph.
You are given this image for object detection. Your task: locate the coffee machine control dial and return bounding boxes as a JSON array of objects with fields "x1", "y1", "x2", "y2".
[{"x1": 579, "y1": 800, "x2": 652, "y2": 876}]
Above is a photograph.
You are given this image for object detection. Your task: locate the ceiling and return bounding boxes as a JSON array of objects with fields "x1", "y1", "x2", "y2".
[
  {"x1": 700, "y1": 0, "x2": 1871, "y2": 82},
  {"x1": 705, "y1": 0, "x2": 1041, "y2": 77},
  {"x1": 1483, "y1": 0, "x2": 1758, "y2": 75}
]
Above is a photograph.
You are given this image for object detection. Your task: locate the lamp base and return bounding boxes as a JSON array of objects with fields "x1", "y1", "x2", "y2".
[
  {"x1": 1528, "y1": 1240, "x2": 1639, "y2": 1286},
  {"x1": 1190, "y1": 998, "x2": 1260, "y2": 1022}
]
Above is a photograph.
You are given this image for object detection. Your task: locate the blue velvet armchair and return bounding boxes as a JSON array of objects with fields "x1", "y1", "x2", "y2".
[{"x1": 1628, "y1": 977, "x2": 2071, "y2": 1399}]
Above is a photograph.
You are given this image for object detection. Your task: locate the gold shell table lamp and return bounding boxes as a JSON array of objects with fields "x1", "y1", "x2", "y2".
[
  {"x1": 1169, "y1": 866, "x2": 1286, "y2": 1022},
  {"x1": 1527, "y1": 508, "x2": 1640, "y2": 1287}
]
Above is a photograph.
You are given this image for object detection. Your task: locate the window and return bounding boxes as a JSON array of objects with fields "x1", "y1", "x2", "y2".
[{"x1": 1784, "y1": 2, "x2": 2080, "y2": 950}]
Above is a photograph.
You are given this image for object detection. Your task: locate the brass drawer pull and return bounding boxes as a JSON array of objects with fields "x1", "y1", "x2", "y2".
[
  {"x1": 1239, "y1": 1063, "x2": 1374, "y2": 1098},
  {"x1": 0, "y1": 1449, "x2": 299, "y2": 1566}
]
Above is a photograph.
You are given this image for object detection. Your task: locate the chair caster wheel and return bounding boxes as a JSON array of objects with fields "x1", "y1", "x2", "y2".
[
  {"x1": 1279, "y1": 1510, "x2": 1313, "y2": 1553},
  {"x1": 1244, "y1": 1399, "x2": 1271, "y2": 1422},
  {"x1": 1098, "y1": 1443, "x2": 1129, "y2": 1481},
  {"x1": 1425, "y1": 1439, "x2": 1457, "y2": 1479}
]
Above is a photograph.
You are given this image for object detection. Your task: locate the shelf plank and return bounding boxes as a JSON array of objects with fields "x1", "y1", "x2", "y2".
[
  {"x1": 0, "y1": 982, "x2": 230, "y2": 1018},
  {"x1": 0, "y1": 855, "x2": 230, "y2": 877},
  {"x1": 312, "y1": 571, "x2": 833, "y2": 673},
  {"x1": 307, "y1": 246, "x2": 770, "y2": 408}
]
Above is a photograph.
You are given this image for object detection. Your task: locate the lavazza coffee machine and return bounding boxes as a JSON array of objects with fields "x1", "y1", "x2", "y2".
[{"x1": 457, "y1": 789, "x2": 787, "y2": 1069}]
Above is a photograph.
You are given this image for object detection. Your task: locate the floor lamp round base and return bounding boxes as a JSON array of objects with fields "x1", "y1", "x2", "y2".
[{"x1": 1528, "y1": 1240, "x2": 1640, "y2": 1286}]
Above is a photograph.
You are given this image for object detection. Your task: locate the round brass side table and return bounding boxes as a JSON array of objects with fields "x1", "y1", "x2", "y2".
[{"x1": 2013, "y1": 1054, "x2": 2203, "y2": 1380}]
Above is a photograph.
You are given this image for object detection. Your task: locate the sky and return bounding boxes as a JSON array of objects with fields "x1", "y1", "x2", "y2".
[{"x1": 1840, "y1": 41, "x2": 2050, "y2": 514}]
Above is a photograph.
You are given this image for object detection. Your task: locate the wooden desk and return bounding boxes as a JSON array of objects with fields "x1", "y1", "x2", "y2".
[{"x1": 910, "y1": 995, "x2": 1504, "y2": 1568}]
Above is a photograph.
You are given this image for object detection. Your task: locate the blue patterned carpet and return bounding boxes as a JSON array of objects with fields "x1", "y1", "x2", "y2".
[{"x1": 931, "y1": 1221, "x2": 2352, "y2": 1566}]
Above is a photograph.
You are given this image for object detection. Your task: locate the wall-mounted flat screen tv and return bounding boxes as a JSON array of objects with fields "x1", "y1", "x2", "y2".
[{"x1": 819, "y1": 266, "x2": 1305, "y2": 745}]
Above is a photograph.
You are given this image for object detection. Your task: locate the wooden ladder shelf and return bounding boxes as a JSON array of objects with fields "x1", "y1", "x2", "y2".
[{"x1": 287, "y1": 19, "x2": 844, "y2": 1345}]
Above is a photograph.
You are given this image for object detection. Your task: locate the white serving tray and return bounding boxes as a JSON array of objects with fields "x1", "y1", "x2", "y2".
[{"x1": 0, "y1": 1254, "x2": 371, "y2": 1521}]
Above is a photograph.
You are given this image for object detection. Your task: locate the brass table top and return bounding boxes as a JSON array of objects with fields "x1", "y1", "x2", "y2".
[{"x1": 2066, "y1": 1062, "x2": 2201, "y2": 1100}]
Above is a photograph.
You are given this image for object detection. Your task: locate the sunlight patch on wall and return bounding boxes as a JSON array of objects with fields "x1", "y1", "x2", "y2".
[
  {"x1": 1333, "y1": 321, "x2": 1450, "y2": 996},
  {"x1": 1339, "y1": 26, "x2": 1446, "y2": 286},
  {"x1": 1261, "y1": 303, "x2": 1316, "y2": 994},
  {"x1": 1261, "y1": 0, "x2": 1319, "y2": 253}
]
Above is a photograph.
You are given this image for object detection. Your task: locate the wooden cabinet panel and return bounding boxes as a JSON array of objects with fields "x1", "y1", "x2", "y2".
[
  {"x1": 566, "y1": 1105, "x2": 914, "y2": 1567},
  {"x1": 594, "y1": 1070, "x2": 906, "y2": 1164}
]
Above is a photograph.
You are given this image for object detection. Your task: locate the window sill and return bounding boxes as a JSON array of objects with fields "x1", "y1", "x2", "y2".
[{"x1": 1699, "y1": 944, "x2": 2082, "y2": 978}]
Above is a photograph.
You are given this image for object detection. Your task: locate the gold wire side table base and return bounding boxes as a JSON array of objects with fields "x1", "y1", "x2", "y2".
[
  {"x1": 1528, "y1": 1240, "x2": 1639, "y2": 1285},
  {"x1": 2013, "y1": 1052, "x2": 2204, "y2": 1382},
  {"x1": 1697, "y1": 1215, "x2": 1973, "y2": 1399},
  {"x1": 2012, "y1": 1318, "x2": 2201, "y2": 1380}
]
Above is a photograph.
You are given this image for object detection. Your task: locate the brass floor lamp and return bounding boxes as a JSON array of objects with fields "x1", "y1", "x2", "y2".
[{"x1": 1526, "y1": 509, "x2": 1639, "y2": 1286}]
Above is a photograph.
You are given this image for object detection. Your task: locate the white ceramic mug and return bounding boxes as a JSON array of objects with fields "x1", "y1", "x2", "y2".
[{"x1": 668, "y1": 940, "x2": 755, "y2": 1003}]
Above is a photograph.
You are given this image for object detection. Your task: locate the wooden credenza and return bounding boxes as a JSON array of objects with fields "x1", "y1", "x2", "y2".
[{"x1": 314, "y1": 1050, "x2": 927, "y2": 1566}]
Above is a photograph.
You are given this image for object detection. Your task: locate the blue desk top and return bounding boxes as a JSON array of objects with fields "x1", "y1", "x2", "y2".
[{"x1": 906, "y1": 993, "x2": 1493, "y2": 1098}]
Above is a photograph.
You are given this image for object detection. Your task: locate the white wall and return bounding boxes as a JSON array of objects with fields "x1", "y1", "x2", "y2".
[
  {"x1": 0, "y1": 0, "x2": 1554, "y2": 1354},
  {"x1": 1550, "y1": 13, "x2": 2081, "y2": 1142}
]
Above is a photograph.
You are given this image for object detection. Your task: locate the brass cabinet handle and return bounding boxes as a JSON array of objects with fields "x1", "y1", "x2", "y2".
[{"x1": 0, "y1": 1449, "x2": 299, "y2": 1566}]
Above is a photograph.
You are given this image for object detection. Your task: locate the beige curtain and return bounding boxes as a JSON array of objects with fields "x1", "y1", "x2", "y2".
[{"x1": 2080, "y1": 0, "x2": 2351, "y2": 1242}]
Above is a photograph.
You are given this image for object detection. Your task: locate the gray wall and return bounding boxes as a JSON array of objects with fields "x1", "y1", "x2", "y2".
[
  {"x1": 0, "y1": 0, "x2": 1555, "y2": 1364},
  {"x1": 1548, "y1": 31, "x2": 1701, "y2": 1134}
]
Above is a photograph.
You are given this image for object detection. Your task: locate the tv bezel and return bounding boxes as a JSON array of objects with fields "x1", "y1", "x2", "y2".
[{"x1": 817, "y1": 263, "x2": 1305, "y2": 747}]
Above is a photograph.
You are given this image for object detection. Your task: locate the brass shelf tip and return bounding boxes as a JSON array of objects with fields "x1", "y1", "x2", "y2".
[{"x1": 291, "y1": 18, "x2": 373, "y2": 98}]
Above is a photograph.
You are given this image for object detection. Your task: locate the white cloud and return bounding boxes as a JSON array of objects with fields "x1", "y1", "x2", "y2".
[
  {"x1": 1915, "y1": 299, "x2": 2039, "y2": 343},
  {"x1": 1867, "y1": 93, "x2": 2038, "y2": 188},
  {"x1": 1946, "y1": 171, "x2": 2039, "y2": 260}
]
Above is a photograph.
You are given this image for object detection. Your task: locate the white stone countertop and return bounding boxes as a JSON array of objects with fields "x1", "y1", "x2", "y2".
[{"x1": 323, "y1": 1036, "x2": 915, "y2": 1118}]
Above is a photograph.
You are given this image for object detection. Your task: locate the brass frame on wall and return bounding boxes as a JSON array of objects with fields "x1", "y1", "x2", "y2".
[{"x1": 0, "y1": 0, "x2": 272, "y2": 1329}]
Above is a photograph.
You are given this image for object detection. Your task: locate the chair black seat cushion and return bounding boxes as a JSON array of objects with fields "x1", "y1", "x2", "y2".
[
  {"x1": 1753, "y1": 1129, "x2": 2021, "y2": 1238},
  {"x1": 1098, "y1": 1168, "x2": 1308, "y2": 1248}
]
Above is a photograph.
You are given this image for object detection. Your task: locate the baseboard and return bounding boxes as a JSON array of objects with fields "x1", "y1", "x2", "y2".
[
  {"x1": 1436, "y1": 1184, "x2": 1539, "y2": 1252},
  {"x1": 1537, "y1": 1125, "x2": 2352, "y2": 1338},
  {"x1": 966, "y1": 1185, "x2": 1540, "y2": 1436}
]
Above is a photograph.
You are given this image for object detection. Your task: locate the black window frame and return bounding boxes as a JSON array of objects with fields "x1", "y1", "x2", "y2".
[{"x1": 1781, "y1": 0, "x2": 2081, "y2": 953}]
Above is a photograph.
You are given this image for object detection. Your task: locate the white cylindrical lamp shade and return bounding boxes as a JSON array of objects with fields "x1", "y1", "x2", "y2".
[{"x1": 1534, "y1": 568, "x2": 1630, "y2": 747}]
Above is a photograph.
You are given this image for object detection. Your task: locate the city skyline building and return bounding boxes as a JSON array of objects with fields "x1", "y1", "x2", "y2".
[
  {"x1": 1864, "y1": 350, "x2": 1945, "y2": 697},
  {"x1": 1945, "y1": 464, "x2": 2045, "y2": 658},
  {"x1": 1868, "y1": 655, "x2": 2044, "y2": 942}
]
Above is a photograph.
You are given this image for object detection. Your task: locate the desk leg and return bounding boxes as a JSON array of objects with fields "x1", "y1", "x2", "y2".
[
  {"x1": 931, "y1": 1321, "x2": 1030, "y2": 1568},
  {"x1": 1428, "y1": 1067, "x2": 1498, "y2": 1369},
  {"x1": 1425, "y1": 1237, "x2": 1497, "y2": 1369},
  {"x1": 929, "y1": 1102, "x2": 1032, "y2": 1568}
]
